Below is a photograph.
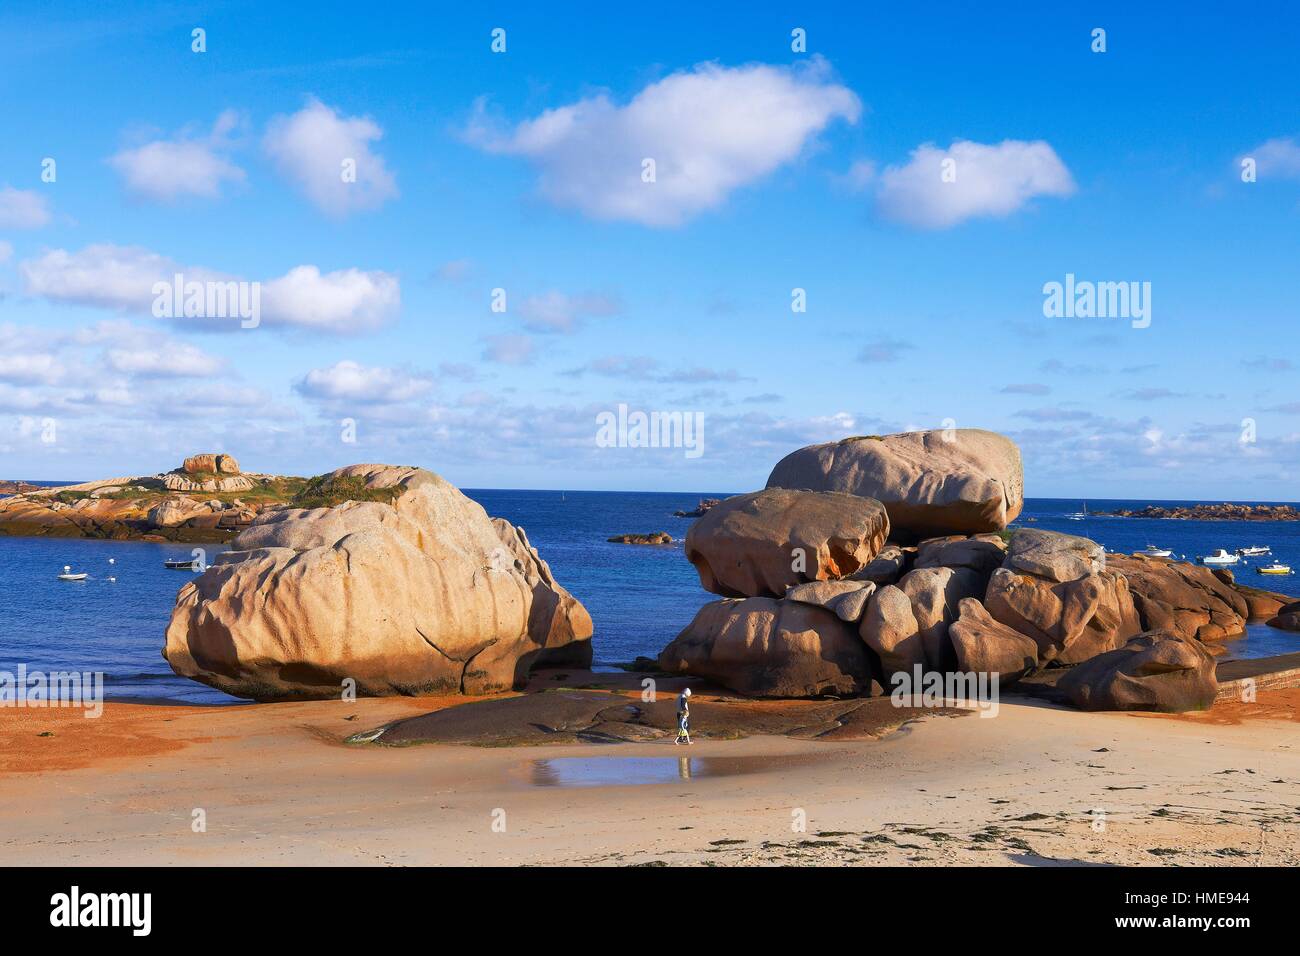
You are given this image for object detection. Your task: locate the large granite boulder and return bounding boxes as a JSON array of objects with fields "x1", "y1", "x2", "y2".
[
  {"x1": 1105, "y1": 555, "x2": 1254, "y2": 643},
  {"x1": 184, "y1": 453, "x2": 241, "y2": 475},
  {"x1": 1056, "y1": 631, "x2": 1217, "y2": 712},
  {"x1": 658, "y1": 597, "x2": 876, "y2": 697},
  {"x1": 984, "y1": 530, "x2": 1141, "y2": 665},
  {"x1": 765, "y1": 429, "x2": 1023, "y2": 540},
  {"x1": 684, "y1": 488, "x2": 889, "y2": 598},
  {"x1": 859, "y1": 566, "x2": 985, "y2": 675},
  {"x1": 859, "y1": 584, "x2": 923, "y2": 676},
  {"x1": 948, "y1": 598, "x2": 1039, "y2": 685},
  {"x1": 163, "y1": 464, "x2": 593, "y2": 700}
]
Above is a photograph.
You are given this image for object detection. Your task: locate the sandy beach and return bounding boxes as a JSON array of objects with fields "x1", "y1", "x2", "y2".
[{"x1": 3, "y1": 678, "x2": 1296, "y2": 867}]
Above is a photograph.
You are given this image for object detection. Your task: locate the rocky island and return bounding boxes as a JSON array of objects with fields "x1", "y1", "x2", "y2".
[
  {"x1": 608, "y1": 532, "x2": 673, "y2": 545},
  {"x1": 0, "y1": 453, "x2": 308, "y2": 542},
  {"x1": 1099, "y1": 502, "x2": 1300, "y2": 520}
]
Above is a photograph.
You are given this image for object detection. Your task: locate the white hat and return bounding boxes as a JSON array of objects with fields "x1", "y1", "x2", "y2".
[{"x1": 683, "y1": 687, "x2": 692, "y2": 697}]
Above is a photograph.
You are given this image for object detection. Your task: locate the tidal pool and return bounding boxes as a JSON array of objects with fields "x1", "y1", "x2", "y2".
[{"x1": 526, "y1": 755, "x2": 767, "y2": 788}]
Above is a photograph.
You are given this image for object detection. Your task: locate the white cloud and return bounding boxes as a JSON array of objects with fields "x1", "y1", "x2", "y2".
[
  {"x1": 260, "y1": 266, "x2": 400, "y2": 333},
  {"x1": 21, "y1": 244, "x2": 183, "y2": 311},
  {"x1": 106, "y1": 342, "x2": 227, "y2": 378},
  {"x1": 518, "y1": 290, "x2": 619, "y2": 333},
  {"x1": 295, "y1": 360, "x2": 433, "y2": 404},
  {"x1": 20, "y1": 244, "x2": 400, "y2": 333},
  {"x1": 263, "y1": 97, "x2": 398, "y2": 216},
  {"x1": 469, "y1": 59, "x2": 860, "y2": 227},
  {"x1": 108, "y1": 110, "x2": 246, "y2": 202},
  {"x1": 0, "y1": 186, "x2": 52, "y2": 229},
  {"x1": 0, "y1": 352, "x2": 64, "y2": 385},
  {"x1": 876, "y1": 139, "x2": 1075, "y2": 229},
  {"x1": 482, "y1": 334, "x2": 536, "y2": 366},
  {"x1": 1240, "y1": 136, "x2": 1300, "y2": 180},
  {"x1": 0, "y1": 240, "x2": 12, "y2": 264}
]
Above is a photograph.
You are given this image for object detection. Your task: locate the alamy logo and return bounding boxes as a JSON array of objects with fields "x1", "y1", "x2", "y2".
[
  {"x1": 890, "y1": 665, "x2": 1000, "y2": 718},
  {"x1": 596, "y1": 403, "x2": 705, "y2": 459},
  {"x1": 1042, "y1": 273, "x2": 1151, "y2": 328},
  {"x1": 50, "y1": 886, "x2": 151, "y2": 936},
  {"x1": 0, "y1": 664, "x2": 103, "y2": 718},
  {"x1": 152, "y1": 272, "x2": 261, "y2": 328}
]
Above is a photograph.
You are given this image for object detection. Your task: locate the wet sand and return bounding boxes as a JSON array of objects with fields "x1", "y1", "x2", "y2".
[{"x1": 1, "y1": 683, "x2": 1297, "y2": 866}]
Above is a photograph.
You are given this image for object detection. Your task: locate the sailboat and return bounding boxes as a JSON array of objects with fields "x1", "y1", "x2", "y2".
[{"x1": 1066, "y1": 501, "x2": 1088, "y2": 521}]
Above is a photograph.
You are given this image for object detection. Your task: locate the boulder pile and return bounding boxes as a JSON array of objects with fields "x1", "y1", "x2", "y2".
[{"x1": 660, "y1": 428, "x2": 1288, "y2": 712}]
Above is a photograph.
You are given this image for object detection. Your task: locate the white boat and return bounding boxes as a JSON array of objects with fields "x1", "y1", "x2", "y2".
[
  {"x1": 1256, "y1": 562, "x2": 1293, "y2": 576},
  {"x1": 57, "y1": 565, "x2": 87, "y2": 581},
  {"x1": 1198, "y1": 549, "x2": 1240, "y2": 567},
  {"x1": 1066, "y1": 501, "x2": 1089, "y2": 521},
  {"x1": 1138, "y1": 545, "x2": 1173, "y2": 558},
  {"x1": 1236, "y1": 546, "x2": 1271, "y2": 557}
]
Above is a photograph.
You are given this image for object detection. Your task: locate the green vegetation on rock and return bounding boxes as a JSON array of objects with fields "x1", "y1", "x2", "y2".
[{"x1": 290, "y1": 474, "x2": 405, "y2": 510}]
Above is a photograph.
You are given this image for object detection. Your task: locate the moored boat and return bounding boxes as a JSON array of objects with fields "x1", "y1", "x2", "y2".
[
  {"x1": 57, "y1": 565, "x2": 88, "y2": 581},
  {"x1": 1198, "y1": 549, "x2": 1239, "y2": 566},
  {"x1": 1138, "y1": 545, "x2": 1173, "y2": 557},
  {"x1": 1256, "y1": 562, "x2": 1293, "y2": 575},
  {"x1": 164, "y1": 558, "x2": 199, "y2": 570},
  {"x1": 1236, "y1": 545, "x2": 1271, "y2": 557}
]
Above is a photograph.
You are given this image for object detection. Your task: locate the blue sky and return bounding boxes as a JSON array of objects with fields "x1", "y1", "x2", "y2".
[{"x1": 1, "y1": 1, "x2": 1297, "y2": 498}]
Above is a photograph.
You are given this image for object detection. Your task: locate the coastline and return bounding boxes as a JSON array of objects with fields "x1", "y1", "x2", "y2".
[{"x1": 2, "y1": 680, "x2": 1295, "y2": 866}]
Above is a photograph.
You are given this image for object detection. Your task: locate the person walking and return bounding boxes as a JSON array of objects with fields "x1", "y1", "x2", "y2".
[{"x1": 674, "y1": 687, "x2": 693, "y2": 745}]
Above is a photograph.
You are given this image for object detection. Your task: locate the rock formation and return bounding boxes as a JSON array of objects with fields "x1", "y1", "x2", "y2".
[
  {"x1": 163, "y1": 464, "x2": 593, "y2": 700},
  {"x1": 658, "y1": 429, "x2": 1283, "y2": 712},
  {"x1": 1106, "y1": 554, "x2": 1255, "y2": 643},
  {"x1": 765, "y1": 428, "x2": 1023, "y2": 540},
  {"x1": 0, "y1": 454, "x2": 283, "y2": 541}
]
